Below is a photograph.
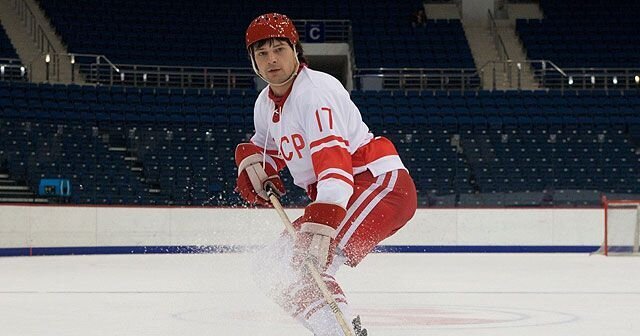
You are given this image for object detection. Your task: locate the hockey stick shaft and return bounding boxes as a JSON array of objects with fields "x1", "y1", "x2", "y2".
[{"x1": 268, "y1": 192, "x2": 354, "y2": 336}]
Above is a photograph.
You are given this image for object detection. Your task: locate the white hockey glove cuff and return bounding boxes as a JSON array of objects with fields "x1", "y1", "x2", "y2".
[
  {"x1": 299, "y1": 222, "x2": 337, "y2": 269},
  {"x1": 237, "y1": 153, "x2": 284, "y2": 201}
]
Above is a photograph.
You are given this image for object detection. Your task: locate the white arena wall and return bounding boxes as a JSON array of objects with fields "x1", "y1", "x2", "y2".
[{"x1": 0, "y1": 205, "x2": 603, "y2": 256}]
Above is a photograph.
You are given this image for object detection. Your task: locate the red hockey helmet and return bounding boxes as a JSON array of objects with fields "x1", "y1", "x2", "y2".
[{"x1": 245, "y1": 13, "x2": 299, "y2": 50}]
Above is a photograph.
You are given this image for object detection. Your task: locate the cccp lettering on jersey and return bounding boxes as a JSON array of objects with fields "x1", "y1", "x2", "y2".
[{"x1": 279, "y1": 133, "x2": 305, "y2": 161}]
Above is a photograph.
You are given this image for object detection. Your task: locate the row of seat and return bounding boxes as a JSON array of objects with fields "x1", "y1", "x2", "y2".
[
  {"x1": 517, "y1": 0, "x2": 640, "y2": 68},
  {"x1": 3, "y1": 84, "x2": 638, "y2": 107},
  {"x1": 353, "y1": 20, "x2": 475, "y2": 69},
  {"x1": 5, "y1": 80, "x2": 637, "y2": 99},
  {"x1": 2, "y1": 83, "x2": 640, "y2": 135},
  {"x1": 3, "y1": 118, "x2": 638, "y2": 206},
  {"x1": 36, "y1": 0, "x2": 474, "y2": 69},
  {"x1": 0, "y1": 81, "x2": 256, "y2": 96},
  {"x1": 2, "y1": 82, "x2": 640, "y2": 206}
]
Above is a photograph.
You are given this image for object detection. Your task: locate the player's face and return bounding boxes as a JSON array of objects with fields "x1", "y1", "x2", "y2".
[{"x1": 253, "y1": 40, "x2": 297, "y2": 85}]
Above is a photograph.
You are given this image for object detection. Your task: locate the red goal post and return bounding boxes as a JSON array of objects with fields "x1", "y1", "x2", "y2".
[{"x1": 597, "y1": 196, "x2": 640, "y2": 256}]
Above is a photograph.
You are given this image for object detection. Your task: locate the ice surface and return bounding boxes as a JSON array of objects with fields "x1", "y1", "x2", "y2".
[{"x1": 0, "y1": 253, "x2": 638, "y2": 335}]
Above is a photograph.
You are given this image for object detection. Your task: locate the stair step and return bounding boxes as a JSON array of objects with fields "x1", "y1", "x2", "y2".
[
  {"x1": 131, "y1": 167, "x2": 143, "y2": 172},
  {"x1": 0, "y1": 197, "x2": 49, "y2": 203},
  {"x1": 0, "y1": 190, "x2": 35, "y2": 196},
  {"x1": 0, "y1": 174, "x2": 9, "y2": 178},
  {"x1": 0, "y1": 185, "x2": 29, "y2": 191},
  {"x1": 0, "y1": 179, "x2": 17, "y2": 185},
  {"x1": 124, "y1": 156, "x2": 138, "y2": 161},
  {"x1": 109, "y1": 147, "x2": 128, "y2": 152}
]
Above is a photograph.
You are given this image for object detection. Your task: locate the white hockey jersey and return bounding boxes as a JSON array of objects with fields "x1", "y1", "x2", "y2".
[{"x1": 250, "y1": 66, "x2": 406, "y2": 208}]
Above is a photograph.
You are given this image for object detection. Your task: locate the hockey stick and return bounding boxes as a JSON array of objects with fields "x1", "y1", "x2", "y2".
[{"x1": 267, "y1": 189, "x2": 354, "y2": 336}]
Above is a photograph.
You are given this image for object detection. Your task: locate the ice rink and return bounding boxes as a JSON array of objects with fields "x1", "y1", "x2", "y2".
[{"x1": 1, "y1": 252, "x2": 638, "y2": 335}]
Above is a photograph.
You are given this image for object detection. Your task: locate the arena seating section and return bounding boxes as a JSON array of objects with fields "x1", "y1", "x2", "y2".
[
  {"x1": 517, "y1": 0, "x2": 640, "y2": 68},
  {"x1": 352, "y1": 16, "x2": 473, "y2": 69},
  {"x1": 2, "y1": 81, "x2": 639, "y2": 206},
  {"x1": 36, "y1": 0, "x2": 475, "y2": 69},
  {"x1": 0, "y1": 26, "x2": 19, "y2": 60},
  {"x1": 1, "y1": 1, "x2": 639, "y2": 207}
]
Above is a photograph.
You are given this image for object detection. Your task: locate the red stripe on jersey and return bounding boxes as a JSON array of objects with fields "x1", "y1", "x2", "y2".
[
  {"x1": 309, "y1": 135, "x2": 350, "y2": 150},
  {"x1": 335, "y1": 172, "x2": 393, "y2": 242},
  {"x1": 272, "y1": 156, "x2": 287, "y2": 171},
  {"x1": 249, "y1": 140, "x2": 280, "y2": 156},
  {"x1": 320, "y1": 173, "x2": 354, "y2": 186},
  {"x1": 311, "y1": 146, "x2": 353, "y2": 179},
  {"x1": 266, "y1": 149, "x2": 280, "y2": 156},
  {"x1": 351, "y1": 136, "x2": 398, "y2": 168},
  {"x1": 249, "y1": 141, "x2": 286, "y2": 171}
]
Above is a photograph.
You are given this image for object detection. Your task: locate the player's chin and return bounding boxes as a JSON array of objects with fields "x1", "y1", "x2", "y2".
[{"x1": 268, "y1": 75, "x2": 287, "y2": 84}]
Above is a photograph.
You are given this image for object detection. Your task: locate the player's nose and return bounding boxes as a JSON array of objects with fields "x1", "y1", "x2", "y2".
[{"x1": 268, "y1": 53, "x2": 278, "y2": 63}]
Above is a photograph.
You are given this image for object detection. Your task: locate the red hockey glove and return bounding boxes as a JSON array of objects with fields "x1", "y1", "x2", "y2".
[
  {"x1": 293, "y1": 202, "x2": 347, "y2": 271},
  {"x1": 235, "y1": 143, "x2": 285, "y2": 206}
]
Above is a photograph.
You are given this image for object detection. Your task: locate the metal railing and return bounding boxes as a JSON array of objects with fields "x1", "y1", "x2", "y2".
[
  {"x1": 294, "y1": 19, "x2": 352, "y2": 43},
  {"x1": 478, "y1": 59, "x2": 566, "y2": 90},
  {"x1": 104, "y1": 64, "x2": 255, "y2": 90},
  {"x1": 354, "y1": 61, "x2": 562, "y2": 92},
  {"x1": 48, "y1": 53, "x2": 118, "y2": 83},
  {"x1": 483, "y1": 60, "x2": 640, "y2": 90},
  {"x1": 535, "y1": 67, "x2": 640, "y2": 90},
  {"x1": 488, "y1": 10, "x2": 510, "y2": 62},
  {"x1": 354, "y1": 61, "x2": 571, "y2": 92},
  {"x1": 354, "y1": 68, "x2": 480, "y2": 91},
  {"x1": 50, "y1": 53, "x2": 255, "y2": 90},
  {"x1": 13, "y1": 0, "x2": 59, "y2": 79},
  {"x1": 26, "y1": 50, "x2": 640, "y2": 91},
  {"x1": 0, "y1": 58, "x2": 27, "y2": 82}
]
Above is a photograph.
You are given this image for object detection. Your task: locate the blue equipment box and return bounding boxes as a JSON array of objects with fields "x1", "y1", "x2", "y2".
[{"x1": 38, "y1": 179, "x2": 71, "y2": 197}]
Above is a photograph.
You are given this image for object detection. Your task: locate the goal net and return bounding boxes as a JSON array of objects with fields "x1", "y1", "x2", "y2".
[{"x1": 596, "y1": 197, "x2": 640, "y2": 256}]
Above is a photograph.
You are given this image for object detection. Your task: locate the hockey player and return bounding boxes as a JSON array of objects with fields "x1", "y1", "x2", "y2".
[{"x1": 235, "y1": 13, "x2": 417, "y2": 335}]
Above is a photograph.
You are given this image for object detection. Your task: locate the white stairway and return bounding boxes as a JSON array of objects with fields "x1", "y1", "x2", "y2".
[
  {"x1": 0, "y1": 173, "x2": 48, "y2": 203},
  {"x1": 426, "y1": 1, "x2": 546, "y2": 90},
  {"x1": 0, "y1": 0, "x2": 76, "y2": 83},
  {"x1": 463, "y1": 26, "x2": 503, "y2": 89},
  {"x1": 494, "y1": 3, "x2": 545, "y2": 90},
  {"x1": 494, "y1": 19, "x2": 539, "y2": 90}
]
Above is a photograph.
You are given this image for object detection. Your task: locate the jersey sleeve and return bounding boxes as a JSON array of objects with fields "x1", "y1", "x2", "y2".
[
  {"x1": 302, "y1": 95, "x2": 355, "y2": 208},
  {"x1": 249, "y1": 101, "x2": 286, "y2": 172}
]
